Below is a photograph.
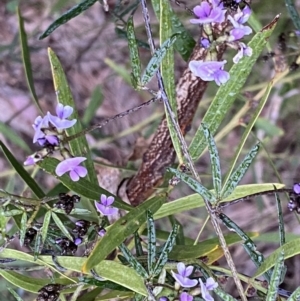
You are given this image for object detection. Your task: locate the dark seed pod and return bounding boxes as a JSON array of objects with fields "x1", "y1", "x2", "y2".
[
  {"x1": 24, "y1": 228, "x2": 37, "y2": 246},
  {"x1": 73, "y1": 220, "x2": 90, "y2": 237},
  {"x1": 55, "y1": 237, "x2": 78, "y2": 255},
  {"x1": 37, "y1": 284, "x2": 61, "y2": 301}
]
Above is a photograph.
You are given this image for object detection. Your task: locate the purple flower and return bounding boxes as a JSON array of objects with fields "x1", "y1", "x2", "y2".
[
  {"x1": 233, "y1": 42, "x2": 252, "y2": 63},
  {"x1": 55, "y1": 157, "x2": 87, "y2": 181},
  {"x1": 201, "y1": 37, "x2": 211, "y2": 49},
  {"x1": 48, "y1": 103, "x2": 77, "y2": 130},
  {"x1": 24, "y1": 155, "x2": 38, "y2": 166},
  {"x1": 95, "y1": 194, "x2": 118, "y2": 216},
  {"x1": 179, "y1": 292, "x2": 193, "y2": 301},
  {"x1": 32, "y1": 116, "x2": 49, "y2": 143},
  {"x1": 199, "y1": 277, "x2": 218, "y2": 301},
  {"x1": 74, "y1": 237, "x2": 83, "y2": 245},
  {"x1": 97, "y1": 228, "x2": 106, "y2": 237},
  {"x1": 32, "y1": 115, "x2": 59, "y2": 146},
  {"x1": 189, "y1": 60, "x2": 230, "y2": 86},
  {"x1": 190, "y1": 1, "x2": 226, "y2": 24},
  {"x1": 293, "y1": 183, "x2": 300, "y2": 194},
  {"x1": 227, "y1": 7, "x2": 252, "y2": 41},
  {"x1": 171, "y1": 262, "x2": 198, "y2": 288}
]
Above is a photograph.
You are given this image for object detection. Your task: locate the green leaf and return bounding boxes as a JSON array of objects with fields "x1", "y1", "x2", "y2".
[
  {"x1": 47, "y1": 48, "x2": 98, "y2": 187},
  {"x1": 119, "y1": 243, "x2": 149, "y2": 278},
  {"x1": 18, "y1": 7, "x2": 41, "y2": 112},
  {"x1": 39, "y1": 0, "x2": 98, "y2": 39},
  {"x1": 221, "y1": 143, "x2": 260, "y2": 199},
  {"x1": 222, "y1": 82, "x2": 273, "y2": 188},
  {"x1": 41, "y1": 211, "x2": 52, "y2": 243},
  {"x1": 167, "y1": 167, "x2": 216, "y2": 204},
  {"x1": 159, "y1": 0, "x2": 183, "y2": 164},
  {"x1": 0, "y1": 122, "x2": 30, "y2": 152},
  {"x1": 266, "y1": 251, "x2": 285, "y2": 301},
  {"x1": 33, "y1": 232, "x2": 42, "y2": 261},
  {"x1": 285, "y1": 0, "x2": 300, "y2": 32},
  {"x1": 201, "y1": 123, "x2": 222, "y2": 199},
  {"x1": 189, "y1": 16, "x2": 280, "y2": 161},
  {"x1": 82, "y1": 85, "x2": 104, "y2": 125},
  {"x1": 151, "y1": 0, "x2": 195, "y2": 61},
  {"x1": 38, "y1": 157, "x2": 132, "y2": 214},
  {"x1": 141, "y1": 34, "x2": 178, "y2": 85},
  {"x1": 134, "y1": 232, "x2": 144, "y2": 257},
  {"x1": 51, "y1": 212, "x2": 73, "y2": 241},
  {"x1": 7, "y1": 287, "x2": 23, "y2": 301},
  {"x1": 0, "y1": 140, "x2": 45, "y2": 198},
  {"x1": 19, "y1": 212, "x2": 27, "y2": 247},
  {"x1": 153, "y1": 223, "x2": 178, "y2": 277},
  {"x1": 214, "y1": 287, "x2": 239, "y2": 301},
  {"x1": 154, "y1": 183, "x2": 285, "y2": 220},
  {"x1": 0, "y1": 270, "x2": 73, "y2": 293},
  {"x1": 82, "y1": 195, "x2": 164, "y2": 272},
  {"x1": 287, "y1": 286, "x2": 300, "y2": 301},
  {"x1": 254, "y1": 238, "x2": 300, "y2": 278},
  {"x1": 127, "y1": 16, "x2": 141, "y2": 89},
  {"x1": 147, "y1": 210, "x2": 156, "y2": 275}
]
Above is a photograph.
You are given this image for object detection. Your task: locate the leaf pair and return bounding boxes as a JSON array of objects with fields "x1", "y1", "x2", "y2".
[{"x1": 168, "y1": 123, "x2": 260, "y2": 205}]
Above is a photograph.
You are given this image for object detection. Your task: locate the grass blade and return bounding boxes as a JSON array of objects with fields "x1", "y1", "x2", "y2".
[
  {"x1": 0, "y1": 140, "x2": 45, "y2": 198},
  {"x1": 18, "y1": 7, "x2": 41, "y2": 112}
]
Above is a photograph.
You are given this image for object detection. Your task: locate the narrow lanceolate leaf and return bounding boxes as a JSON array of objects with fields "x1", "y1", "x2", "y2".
[
  {"x1": 41, "y1": 211, "x2": 51, "y2": 243},
  {"x1": 159, "y1": 0, "x2": 183, "y2": 164},
  {"x1": 214, "y1": 287, "x2": 238, "y2": 301},
  {"x1": 141, "y1": 34, "x2": 178, "y2": 85},
  {"x1": 51, "y1": 212, "x2": 73, "y2": 241},
  {"x1": 82, "y1": 196, "x2": 163, "y2": 272},
  {"x1": 33, "y1": 232, "x2": 42, "y2": 261},
  {"x1": 153, "y1": 223, "x2": 179, "y2": 277},
  {"x1": 201, "y1": 123, "x2": 222, "y2": 199},
  {"x1": 19, "y1": 212, "x2": 27, "y2": 247},
  {"x1": 254, "y1": 238, "x2": 300, "y2": 278},
  {"x1": 167, "y1": 167, "x2": 217, "y2": 204},
  {"x1": 18, "y1": 7, "x2": 41, "y2": 112},
  {"x1": 151, "y1": 0, "x2": 195, "y2": 61},
  {"x1": 7, "y1": 287, "x2": 23, "y2": 301},
  {"x1": 222, "y1": 81, "x2": 273, "y2": 190},
  {"x1": 189, "y1": 15, "x2": 280, "y2": 161},
  {"x1": 147, "y1": 210, "x2": 156, "y2": 275},
  {"x1": 119, "y1": 243, "x2": 149, "y2": 278},
  {"x1": 47, "y1": 48, "x2": 98, "y2": 187},
  {"x1": 287, "y1": 286, "x2": 300, "y2": 301},
  {"x1": 221, "y1": 143, "x2": 260, "y2": 200},
  {"x1": 274, "y1": 189, "x2": 285, "y2": 246},
  {"x1": 0, "y1": 141, "x2": 45, "y2": 199},
  {"x1": 39, "y1": 0, "x2": 98, "y2": 39},
  {"x1": 266, "y1": 251, "x2": 285, "y2": 301},
  {"x1": 127, "y1": 16, "x2": 141, "y2": 89},
  {"x1": 134, "y1": 232, "x2": 144, "y2": 257},
  {"x1": 285, "y1": 0, "x2": 300, "y2": 32}
]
